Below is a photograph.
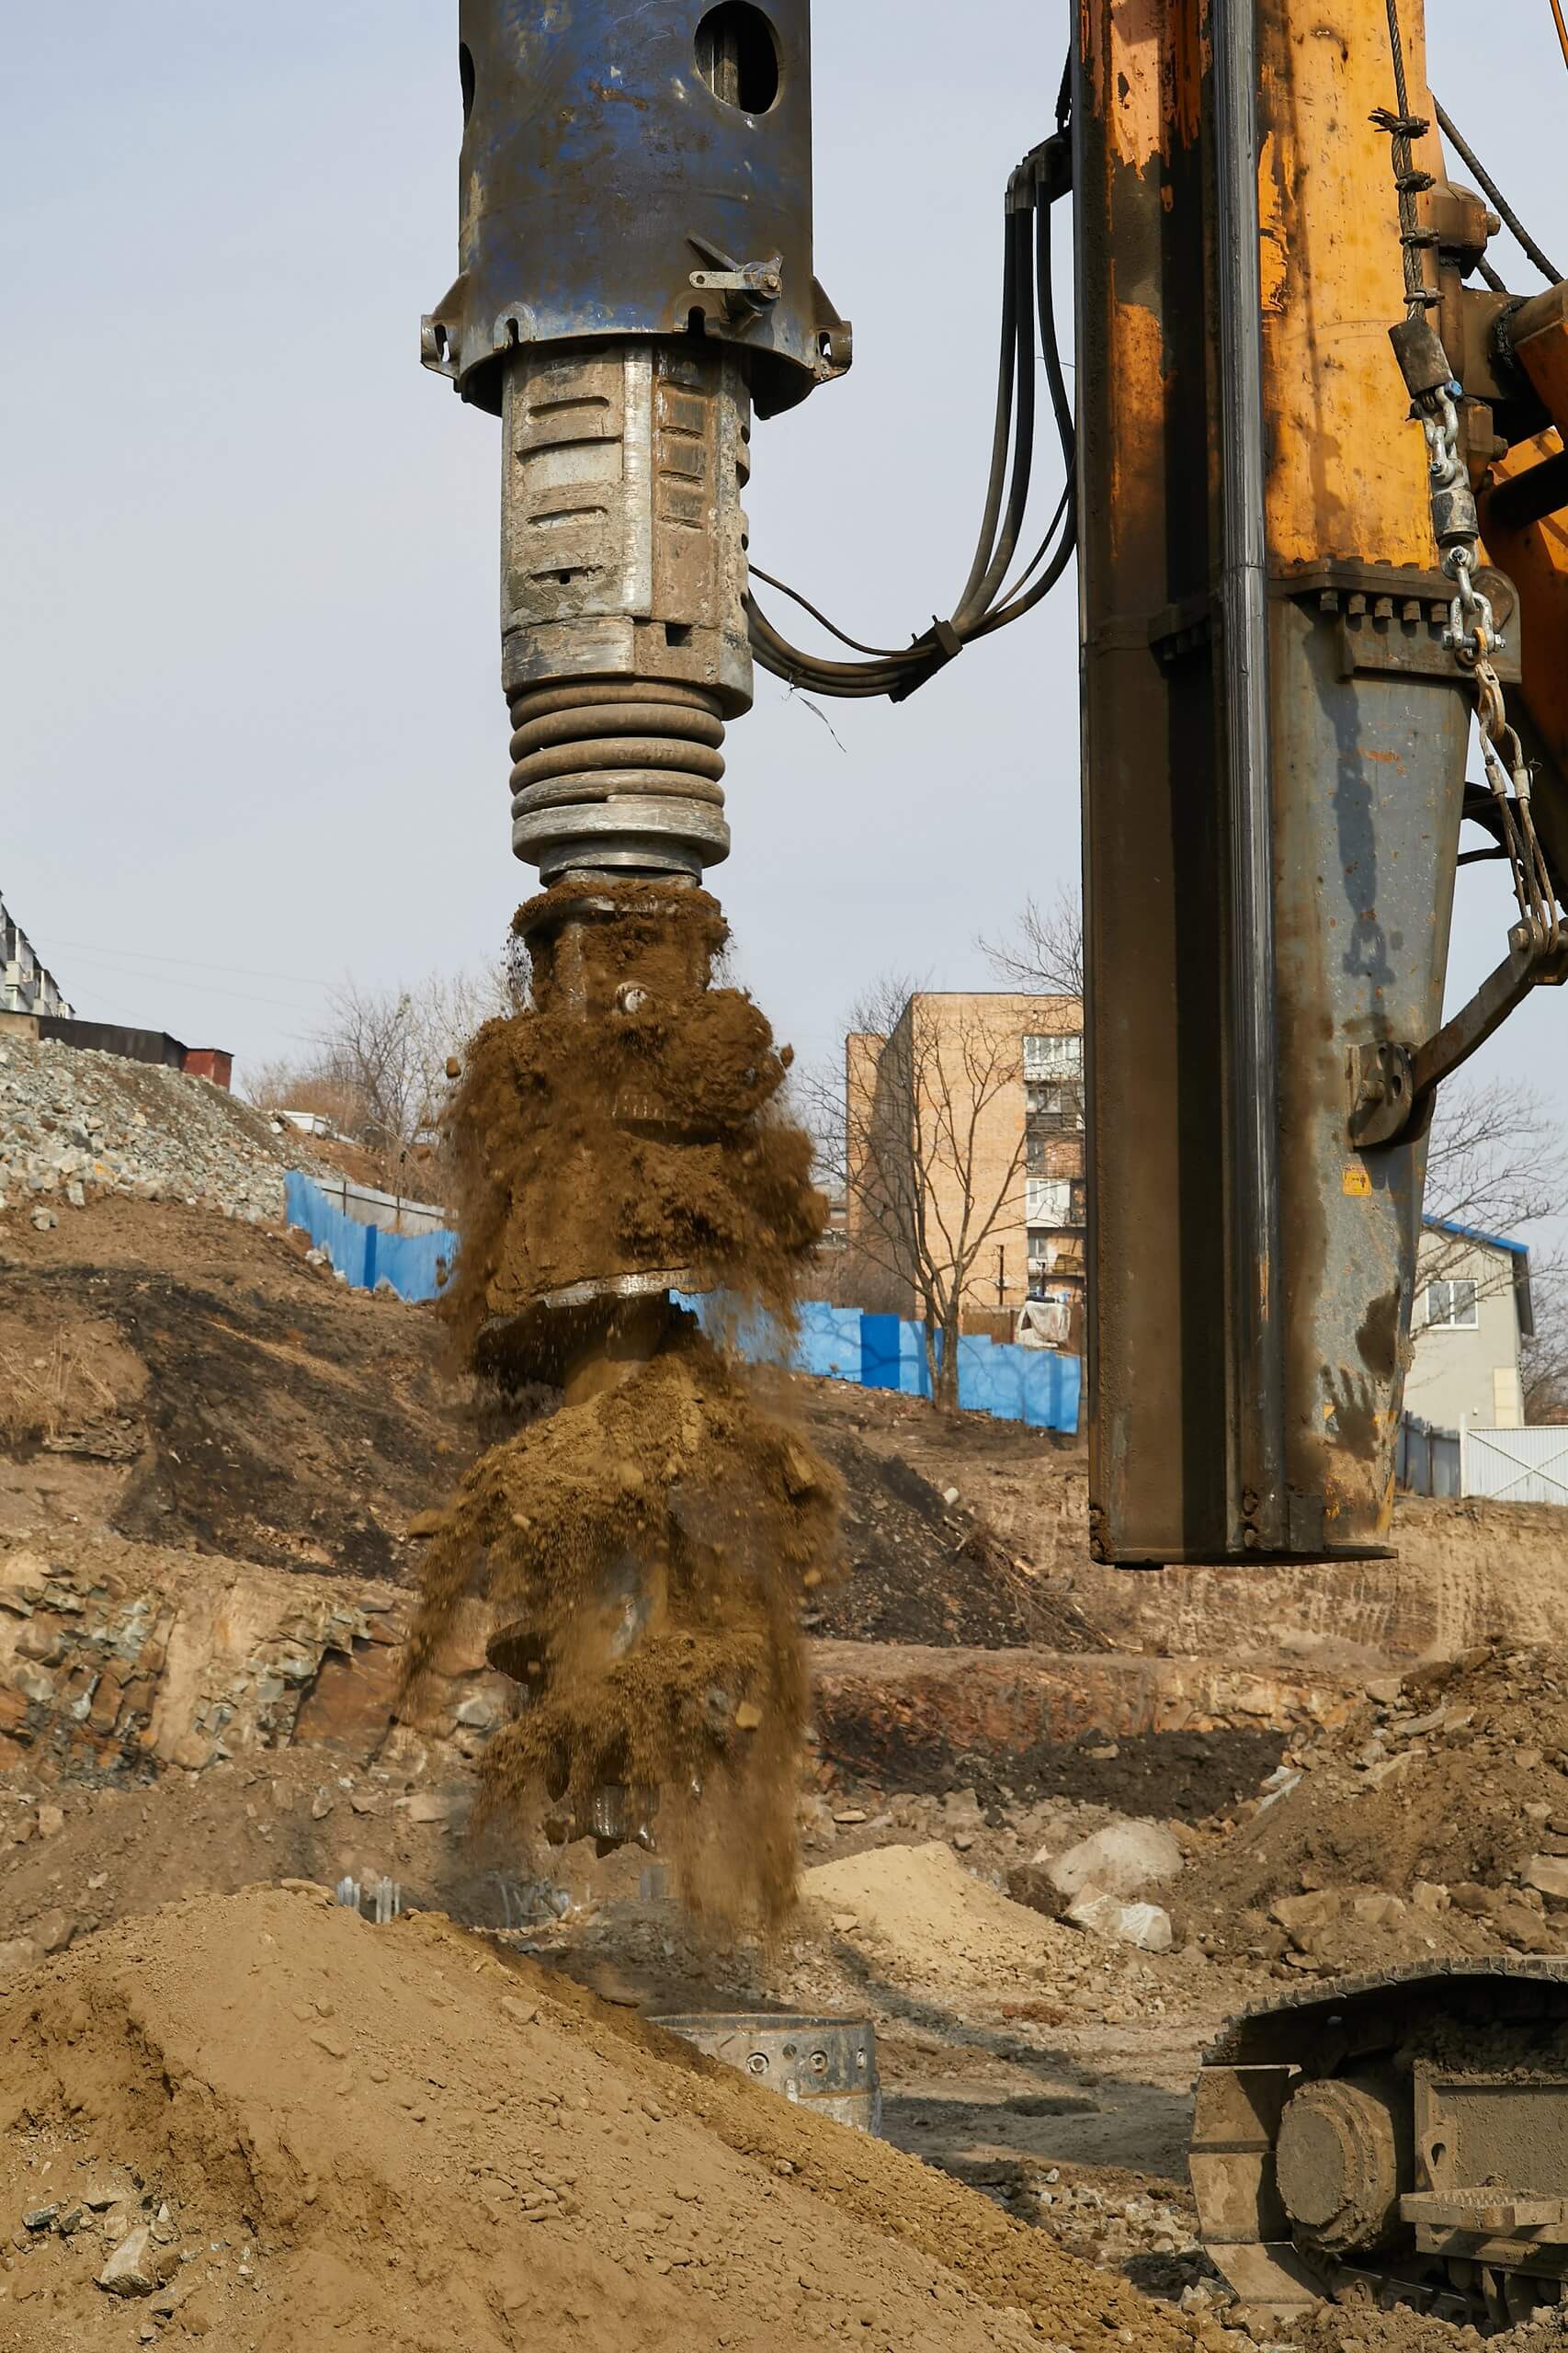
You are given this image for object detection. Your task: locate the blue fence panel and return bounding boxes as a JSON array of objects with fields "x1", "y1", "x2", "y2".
[
  {"x1": 285, "y1": 1170, "x2": 458, "y2": 1305},
  {"x1": 859, "y1": 1314, "x2": 903, "y2": 1389},
  {"x1": 797, "y1": 1302, "x2": 863, "y2": 1381}
]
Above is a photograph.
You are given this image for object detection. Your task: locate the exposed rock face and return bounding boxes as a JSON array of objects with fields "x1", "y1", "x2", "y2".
[{"x1": 0, "y1": 1537, "x2": 506, "y2": 1784}]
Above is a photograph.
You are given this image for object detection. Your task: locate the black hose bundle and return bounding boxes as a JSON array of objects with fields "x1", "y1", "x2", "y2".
[{"x1": 747, "y1": 99, "x2": 1077, "y2": 705}]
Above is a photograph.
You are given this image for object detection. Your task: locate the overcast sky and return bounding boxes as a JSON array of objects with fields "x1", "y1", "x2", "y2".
[{"x1": 3, "y1": 3, "x2": 1564, "y2": 1183}]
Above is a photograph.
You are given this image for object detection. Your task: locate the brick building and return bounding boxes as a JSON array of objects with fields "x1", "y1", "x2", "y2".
[{"x1": 844, "y1": 991, "x2": 1085, "y2": 1322}]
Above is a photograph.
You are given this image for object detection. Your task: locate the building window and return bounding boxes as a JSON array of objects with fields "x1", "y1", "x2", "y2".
[
  {"x1": 1024, "y1": 1033, "x2": 1083, "y2": 1083},
  {"x1": 1426, "y1": 1278, "x2": 1478, "y2": 1330},
  {"x1": 1026, "y1": 1177, "x2": 1073, "y2": 1227}
]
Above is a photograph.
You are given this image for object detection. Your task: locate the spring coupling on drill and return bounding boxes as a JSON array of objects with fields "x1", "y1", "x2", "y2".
[{"x1": 508, "y1": 681, "x2": 732, "y2": 881}]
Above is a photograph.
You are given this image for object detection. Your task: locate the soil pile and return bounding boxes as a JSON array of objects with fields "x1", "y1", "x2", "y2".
[
  {"x1": 0, "y1": 1199, "x2": 471, "y2": 1576},
  {"x1": 1181, "y1": 1641, "x2": 1568, "y2": 1972},
  {"x1": 0, "y1": 1883, "x2": 1205, "y2": 2351},
  {"x1": 409, "y1": 884, "x2": 840, "y2": 1929},
  {"x1": 802, "y1": 1840, "x2": 1088, "y2": 1992},
  {"x1": 803, "y1": 1412, "x2": 1108, "y2": 1651}
]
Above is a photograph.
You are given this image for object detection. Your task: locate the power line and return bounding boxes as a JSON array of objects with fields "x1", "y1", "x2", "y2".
[
  {"x1": 47, "y1": 949, "x2": 328, "y2": 1017},
  {"x1": 32, "y1": 934, "x2": 335, "y2": 989}
]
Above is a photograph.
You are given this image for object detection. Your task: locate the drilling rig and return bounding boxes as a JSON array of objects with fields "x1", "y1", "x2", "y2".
[{"x1": 423, "y1": 0, "x2": 1568, "y2": 2325}]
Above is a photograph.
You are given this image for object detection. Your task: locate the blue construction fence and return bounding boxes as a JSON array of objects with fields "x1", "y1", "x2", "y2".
[
  {"x1": 285, "y1": 1171, "x2": 1080, "y2": 1430},
  {"x1": 683, "y1": 1297, "x2": 1082, "y2": 1435},
  {"x1": 285, "y1": 1170, "x2": 456, "y2": 1305}
]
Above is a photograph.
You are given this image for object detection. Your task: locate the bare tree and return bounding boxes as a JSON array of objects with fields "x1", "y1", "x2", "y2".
[
  {"x1": 801, "y1": 976, "x2": 1028, "y2": 1408},
  {"x1": 1418, "y1": 1075, "x2": 1566, "y2": 1308},
  {"x1": 1523, "y1": 1275, "x2": 1568, "y2": 1425},
  {"x1": 242, "y1": 965, "x2": 512, "y2": 1193},
  {"x1": 980, "y1": 886, "x2": 1084, "y2": 999}
]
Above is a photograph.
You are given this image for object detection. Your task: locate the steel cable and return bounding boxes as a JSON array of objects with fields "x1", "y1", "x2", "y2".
[{"x1": 1433, "y1": 97, "x2": 1562, "y2": 286}]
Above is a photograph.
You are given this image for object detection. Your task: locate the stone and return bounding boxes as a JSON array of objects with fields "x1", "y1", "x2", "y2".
[
  {"x1": 405, "y1": 1792, "x2": 458, "y2": 1824},
  {"x1": 97, "y1": 2224, "x2": 178, "y2": 2298},
  {"x1": 0, "y1": 1552, "x2": 50, "y2": 1608},
  {"x1": 0, "y1": 1938, "x2": 39, "y2": 1975},
  {"x1": 1350, "y1": 1892, "x2": 1407, "y2": 1928},
  {"x1": 1412, "y1": 1881, "x2": 1449, "y2": 1915},
  {"x1": 35, "y1": 1804, "x2": 63, "y2": 1838},
  {"x1": 1064, "y1": 1885, "x2": 1174, "y2": 1954},
  {"x1": 500, "y1": 1996, "x2": 539, "y2": 2028},
  {"x1": 311, "y1": 1791, "x2": 335, "y2": 1821},
  {"x1": 29, "y1": 1209, "x2": 57, "y2": 1232},
  {"x1": 1526, "y1": 1855, "x2": 1568, "y2": 1903},
  {"x1": 1270, "y1": 1891, "x2": 1343, "y2": 1938},
  {"x1": 23, "y1": 2205, "x2": 61, "y2": 2233},
  {"x1": 34, "y1": 1909, "x2": 72, "y2": 1955},
  {"x1": 1044, "y1": 1819, "x2": 1184, "y2": 1904}
]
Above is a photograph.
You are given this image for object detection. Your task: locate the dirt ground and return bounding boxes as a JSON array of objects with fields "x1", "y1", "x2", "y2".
[{"x1": 3, "y1": 1196, "x2": 1567, "y2": 2350}]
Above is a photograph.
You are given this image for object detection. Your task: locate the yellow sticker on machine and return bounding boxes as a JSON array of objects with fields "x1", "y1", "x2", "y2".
[{"x1": 1343, "y1": 1165, "x2": 1373, "y2": 1198}]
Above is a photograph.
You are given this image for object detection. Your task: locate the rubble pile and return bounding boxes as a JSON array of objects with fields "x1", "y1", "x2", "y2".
[
  {"x1": 0, "y1": 1038, "x2": 292, "y2": 1226},
  {"x1": 1179, "y1": 1641, "x2": 1568, "y2": 1972}
]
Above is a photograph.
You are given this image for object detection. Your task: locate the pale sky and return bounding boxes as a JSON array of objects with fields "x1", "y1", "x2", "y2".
[{"x1": 3, "y1": 2, "x2": 1564, "y2": 1189}]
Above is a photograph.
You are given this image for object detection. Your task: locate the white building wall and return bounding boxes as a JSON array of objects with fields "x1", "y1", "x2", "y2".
[{"x1": 1403, "y1": 1235, "x2": 1525, "y2": 1434}]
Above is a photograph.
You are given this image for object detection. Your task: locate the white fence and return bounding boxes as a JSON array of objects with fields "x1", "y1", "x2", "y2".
[{"x1": 1461, "y1": 1425, "x2": 1568, "y2": 1506}]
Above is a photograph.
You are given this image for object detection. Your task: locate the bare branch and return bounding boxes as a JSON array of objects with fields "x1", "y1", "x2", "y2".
[{"x1": 980, "y1": 887, "x2": 1084, "y2": 999}]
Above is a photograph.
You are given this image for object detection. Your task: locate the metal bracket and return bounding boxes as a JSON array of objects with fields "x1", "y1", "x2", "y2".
[
  {"x1": 1350, "y1": 923, "x2": 1568, "y2": 1148},
  {"x1": 688, "y1": 238, "x2": 782, "y2": 320}
]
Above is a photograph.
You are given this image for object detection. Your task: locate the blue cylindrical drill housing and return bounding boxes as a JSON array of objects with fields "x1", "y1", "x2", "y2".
[{"x1": 423, "y1": 0, "x2": 849, "y2": 422}]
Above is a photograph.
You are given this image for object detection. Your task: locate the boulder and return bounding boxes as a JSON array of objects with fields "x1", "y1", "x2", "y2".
[
  {"x1": 1527, "y1": 1855, "x2": 1568, "y2": 1903},
  {"x1": 1042, "y1": 1818, "x2": 1184, "y2": 1904},
  {"x1": 1065, "y1": 1884, "x2": 1174, "y2": 1954}
]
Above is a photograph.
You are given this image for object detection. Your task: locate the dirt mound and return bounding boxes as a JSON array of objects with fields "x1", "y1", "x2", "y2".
[
  {"x1": 1181, "y1": 1641, "x2": 1568, "y2": 1972},
  {"x1": 0, "y1": 1199, "x2": 473, "y2": 1575},
  {"x1": 801, "y1": 1840, "x2": 1074, "y2": 1992},
  {"x1": 804, "y1": 1410, "x2": 1107, "y2": 1650},
  {"x1": 0, "y1": 1883, "x2": 1199, "y2": 2351}
]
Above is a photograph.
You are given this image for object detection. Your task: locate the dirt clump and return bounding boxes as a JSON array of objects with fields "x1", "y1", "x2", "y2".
[
  {"x1": 438, "y1": 881, "x2": 824, "y2": 1363},
  {"x1": 1181, "y1": 1641, "x2": 1568, "y2": 1972},
  {"x1": 0, "y1": 1882, "x2": 1206, "y2": 2352}
]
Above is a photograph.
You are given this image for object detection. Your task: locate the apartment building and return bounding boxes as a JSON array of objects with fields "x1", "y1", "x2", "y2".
[
  {"x1": 0, "y1": 890, "x2": 73, "y2": 1020},
  {"x1": 844, "y1": 990, "x2": 1084, "y2": 1320}
]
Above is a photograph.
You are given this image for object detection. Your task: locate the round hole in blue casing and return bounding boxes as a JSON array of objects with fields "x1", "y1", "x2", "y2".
[{"x1": 695, "y1": 5, "x2": 780, "y2": 115}]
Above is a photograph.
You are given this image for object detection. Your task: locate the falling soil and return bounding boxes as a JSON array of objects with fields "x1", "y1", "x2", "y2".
[
  {"x1": 407, "y1": 881, "x2": 840, "y2": 1929},
  {"x1": 404, "y1": 1330, "x2": 841, "y2": 1927}
]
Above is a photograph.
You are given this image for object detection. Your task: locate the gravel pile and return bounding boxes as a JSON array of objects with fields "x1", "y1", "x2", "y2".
[{"x1": 0, "y1": 1039, "x2": 291, "y2": 1227}]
